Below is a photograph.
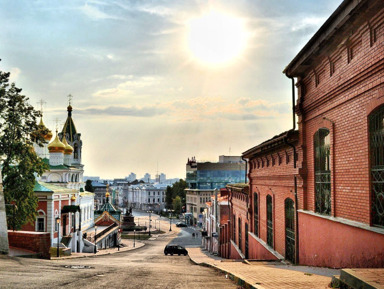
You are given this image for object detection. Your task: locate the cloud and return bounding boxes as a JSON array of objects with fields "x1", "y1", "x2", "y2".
[
  {"x1": 74, "y1": 105, "x2": 165, "y2": 117},
  {"x1": 81, "y1": 1, "x2": 124, "y2": 21},
  {"x1": 9, "y1": 67, "x2": 21, "y2": 82}
]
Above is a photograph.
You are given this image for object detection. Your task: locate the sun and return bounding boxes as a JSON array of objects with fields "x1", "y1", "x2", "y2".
[{"x1": 187, "y1": 11, "x2": 248, "y2": 66}]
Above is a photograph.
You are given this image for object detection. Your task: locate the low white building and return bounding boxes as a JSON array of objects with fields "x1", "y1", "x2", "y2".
[{"x1": 127, "y1": 183, "x2": 167, "y2": 212}]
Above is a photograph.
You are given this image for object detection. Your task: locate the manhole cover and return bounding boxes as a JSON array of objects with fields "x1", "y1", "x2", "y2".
[{"x1": 63, "y1": 265, "x2": 94, "y2": 269}]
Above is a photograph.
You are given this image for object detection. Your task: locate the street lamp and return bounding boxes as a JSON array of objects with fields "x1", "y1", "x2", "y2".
[
  {"x1": 56, "y1": 217, "x2": 60, "y2": 257},
  {"x1": 147, "y1": 210, "x2": 153, "y2": 237},
  {"x1": 169, "y1": 210, "x2": 174, "y2": 231},
  {"x1": 133, "y1": 229, "x2": 136, "y2": 248},
  {"x1": 94, "y1": 225, "x2": 98, "y2": 254}
]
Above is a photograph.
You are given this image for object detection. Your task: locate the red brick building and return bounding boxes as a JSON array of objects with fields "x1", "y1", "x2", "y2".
[
  {"x1": 242, "y1": 131, "x2": 300, "y2": 263},
  {"x1": 236, "y1": 0, "x2": 384, "y2": 268}
]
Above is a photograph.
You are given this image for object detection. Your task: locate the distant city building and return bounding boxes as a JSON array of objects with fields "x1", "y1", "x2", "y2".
[
  {"x1": 186, "y1": 155, "x2": 245, "y2": 190},
  {"x1": 126, "y1": 183, "x2": 167, "y2": 212},
  {"x1": 142, "y1": 173, "x2": 151, "y2": 183},
  {"x1": 84, "y1": 176, "x2": 100, "y2": 182},
  {"x1": 126, "y1": 173, "x2": 136, "y2": 182},
  {"x1": 185, "y1": 156, "x2": 245, "y2": 227}
]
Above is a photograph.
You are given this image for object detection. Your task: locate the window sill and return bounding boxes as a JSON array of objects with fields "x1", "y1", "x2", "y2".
[{"x1": 298, "y1": 210, "x2": 384, "y2": 235}]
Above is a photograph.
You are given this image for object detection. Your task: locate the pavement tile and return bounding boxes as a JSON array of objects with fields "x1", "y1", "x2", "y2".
[{"x1": 188, "y1": 247, "x2": 331, "y2": 289}]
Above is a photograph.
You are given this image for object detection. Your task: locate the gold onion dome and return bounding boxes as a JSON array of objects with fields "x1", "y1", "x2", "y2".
[
  {"x1": 39, "y1": 118, "x2": 53, "y2": 141},
  {"x1": 48, "y1": 131, "x2": 65, "y2": 153},
  {"x1": 105, "y1": 184, "x2": 110, "y2": 198},
  {"x1": 61, "y1": 135, "x2": 73, "y2": 155},
  {"x1": 71, "y1": 195, "x2": 76, "y2": 202}
]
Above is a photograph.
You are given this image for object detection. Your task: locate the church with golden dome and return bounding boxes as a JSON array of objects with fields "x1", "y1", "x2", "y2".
[
  {"x1": 25, "y1": 101, "x2": 96, "y2": 256},
  {"x1": 34, "y1": 103, "x2": 84, "y2": 191}
]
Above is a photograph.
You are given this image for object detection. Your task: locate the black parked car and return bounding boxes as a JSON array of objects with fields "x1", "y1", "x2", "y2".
[
  {"x1": 176, "y1": 222, "x2": 188, "y2": 227},
  {"x1": 164, "y1": 245, "x2": 188, "y2": 256}
]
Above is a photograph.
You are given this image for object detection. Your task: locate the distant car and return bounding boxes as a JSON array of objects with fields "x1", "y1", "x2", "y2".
[
  {"x1": 176, "y1": 222, "x2": 188, "y2": 227},
  {"x1": 164, "y1": 245, "x2": 188, "y2": 256}
]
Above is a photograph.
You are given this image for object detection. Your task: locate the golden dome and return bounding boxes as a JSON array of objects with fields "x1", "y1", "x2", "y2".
[
  {"x1": 61, "y1": 135, "x2": 73, "y2": 155},
  {"x1": 48, "y1": 132, "x2": 65, "y2": 153},
  {"x1": 105, "y1": 192, "x2": 110, "y2": 198},
  {"x1": 71, "y1": 195, "x2": 76, "y2": 202},
  {"x1": 31, "y1": 117, "x2": 53, "y2": 142},
  {"x1": 38, "y1": 118, "x2": 53, "y2": 141}
]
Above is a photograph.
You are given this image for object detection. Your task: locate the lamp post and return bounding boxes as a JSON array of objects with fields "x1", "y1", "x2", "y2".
[
  {"x1": 133, "y1": 229, "x2": 136, "y2": 248},
  {"x1": 169, "y1": 209, "x2": 174, "y2": 231},
  {"x1": 147, "y1": 210, "x2": 153, "y2": 237},
  {"x1": 94, "y1": 225, "x2": 98, "y2": 254},
  {"x1": 56, "y1": 217, "x2": 60, "y2": 257}
]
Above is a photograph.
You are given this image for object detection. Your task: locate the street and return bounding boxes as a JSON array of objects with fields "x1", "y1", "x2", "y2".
[{"x1": 0, "y1": 214, "x2": 236, "y2": 289}]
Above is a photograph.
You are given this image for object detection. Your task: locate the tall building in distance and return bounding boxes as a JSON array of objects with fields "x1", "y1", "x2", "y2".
[
  {"x1": 186, "y1": 155, "x2": 245, "y2": 190},
  {"x1": 126, "y1": 173, "x2": 136, "y2": 182},
  {"x1": 185, "y1": 155, "x2": 246, "y2": 227},
  {"x1": 142, "y1": 173, "x2": 151, "y2": 183}
]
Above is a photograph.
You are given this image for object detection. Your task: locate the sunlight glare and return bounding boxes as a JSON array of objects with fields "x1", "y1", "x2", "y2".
[{"x1": 187, "y1": 11, "x2": 248, "y2": 66}]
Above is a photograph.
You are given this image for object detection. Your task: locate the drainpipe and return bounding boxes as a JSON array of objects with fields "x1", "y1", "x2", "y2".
[
  {"x1": 283, "y1": 76, "x2": 300, "y2": 265},
  {"x1": 241, "y1": 156, "x2": 248, "y2": 184}
]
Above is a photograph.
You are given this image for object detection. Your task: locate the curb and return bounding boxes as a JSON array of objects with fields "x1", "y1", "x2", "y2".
[{"x1": 189, "y1": 256, "x2": 257, "y2": 289}]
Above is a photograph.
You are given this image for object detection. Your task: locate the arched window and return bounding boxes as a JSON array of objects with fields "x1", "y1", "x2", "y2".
[
  {"x1": 266, "y1": 195, "x2": 273, "y2": 247},
  {"x1": 314, "y1": 128, "x2": 331, "y2": 215},
  {"x1": 74, "y1": 143, "x2": 78, "y2": 159},
  {"x1": 369, "y1": 107, "x2": 384, "y2": 227},
  {"x1": 253, "y1": 193, "x2": 259, "y2": 237},
  {"x1": 36, "y1": 210, "x2": 46, "y2": 232}
]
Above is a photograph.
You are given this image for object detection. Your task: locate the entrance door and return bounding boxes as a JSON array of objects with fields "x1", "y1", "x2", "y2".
[
  {"x1": 63, "y1": 215, "x2": 67, "y2": 236},
  {"x1": 245, "y1": 223, "x2": 249, "y2": 259},
  {"x1": 285, "y1": 198, "x2": 295, "y2": 263}
]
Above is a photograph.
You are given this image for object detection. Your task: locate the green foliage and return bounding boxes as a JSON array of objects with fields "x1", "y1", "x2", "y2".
[
  {"x1": 85, "y1": 179, "x2": 95, "y2": 192},
  {"x1": 0, "y1": 65, "x2": 48, "y2": 229},
  {"x1": 172, "y1": 196, "x2": 182, "y2": 215},
  {"x1": 165, "y1": 186, "x2": 173, "y2": 209},
  {"x1": 165, "y1": 179, "x2": 187, "y2": 210}
]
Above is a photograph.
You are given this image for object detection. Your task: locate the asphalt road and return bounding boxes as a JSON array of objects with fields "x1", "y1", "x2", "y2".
[{"x1": 0, "y1": 219, "x2": 236, "y2": 289}]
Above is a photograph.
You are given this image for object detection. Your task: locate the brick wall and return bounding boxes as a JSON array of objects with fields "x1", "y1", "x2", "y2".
[
  {"x1": 8, "y1": 231, "x2": 51, "y2": 259},
  {"x1": 297, "y1": 5, "x2": 384, "y2": 225},
  {"x1": 247, "y1": 140, "x2": 299, "y2": 261}
]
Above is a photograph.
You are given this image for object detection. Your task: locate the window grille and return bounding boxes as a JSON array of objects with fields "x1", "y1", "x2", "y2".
[
  {"x1": 370, "y1": 107, "x2": 384, "y2": 227},
  {"x1": 314, "y1": 128, "x2": 331, "y2": 215}
]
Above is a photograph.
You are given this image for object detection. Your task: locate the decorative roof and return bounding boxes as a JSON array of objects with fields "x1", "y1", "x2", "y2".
[
  {"x1": 48, "y1": 131, "x2": 65, "y2": 153},
  {"x1": 242, "y1": 130, "x2": 298, "y2": 158},
  {"x1": 61, "y1": 105, "x2": 78, "y2": 143},
  {"x1": 38, "y1": 117, "x2": 53, "y2": 141},
  {"x1": 34, "y1": 181, "x2": 76, "y2": 194},
  {"x1": 62, "y1": 135, "x2": 74, "y2": 155}
]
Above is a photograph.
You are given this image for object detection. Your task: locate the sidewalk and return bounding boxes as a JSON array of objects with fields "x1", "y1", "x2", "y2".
[
  {"x1": 50, "y1": 239, "x2": 145, "y2": 260},
  {"x1": 188, "y1": 247, "x2": 334, "y2": 289}
]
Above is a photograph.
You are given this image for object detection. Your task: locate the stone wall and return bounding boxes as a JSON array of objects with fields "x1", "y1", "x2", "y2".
[{"x1": 8, "y1": 231, "x2": 51, "y2": 259}]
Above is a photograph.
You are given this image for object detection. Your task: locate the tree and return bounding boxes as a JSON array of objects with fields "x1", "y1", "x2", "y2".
[
  {"x1": 165, "y1": 180, "x2": 187, "y2": 210},
  {"x1": 172, "y1": 196, "x2": 182, "y2": 215},
  {"x1": 0, "y1": 64, "x2": 48, "y2": 229},
  {"x1": 85, "y1": 180, "x2": 94, "y2": 192},
  {"x1": 165, "y1": 186, "x2": 173, "y2": 209}
]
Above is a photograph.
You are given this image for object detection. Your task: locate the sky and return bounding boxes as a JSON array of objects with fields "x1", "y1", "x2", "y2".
[{"x1": 0, "y1": 0, "x2": 343, "y2": 180}]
